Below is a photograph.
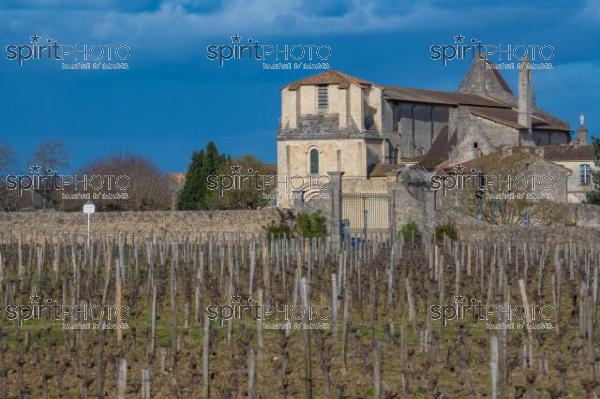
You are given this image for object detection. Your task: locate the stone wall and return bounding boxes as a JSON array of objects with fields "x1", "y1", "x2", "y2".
[
  {"x1": 450, "y1": 220, "x2": 600, "y2": 241},
  {"x1": 567, "y1": 204, "x2": 600, "y2": 228},
  {"x1": 397, "y1": 102, "x2": 450, "y2": 158},
  {"x1": 437, "y1": 202, "x2": 600, "y2": 233},
  {"x1": 0, "y1": 209, "x2": 294, "y2": 235}
]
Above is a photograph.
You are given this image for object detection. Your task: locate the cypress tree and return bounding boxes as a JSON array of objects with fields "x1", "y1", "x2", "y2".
[{"x1": 177, "y1": 142, "x2": 227, "y2": 210}]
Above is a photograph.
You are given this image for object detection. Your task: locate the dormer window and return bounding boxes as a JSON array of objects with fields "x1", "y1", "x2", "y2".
[{"x1": 317, "y1": 85, "x2": 328, "y2": 113}]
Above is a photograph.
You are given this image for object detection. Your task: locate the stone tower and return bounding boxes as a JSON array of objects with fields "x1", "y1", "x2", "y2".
[
  {"x1": 518, "y1": 56, "x2": 532, "y2": 135},
  {"x1": 577, "y1": 114, "x2": 588, "y2": 145}
]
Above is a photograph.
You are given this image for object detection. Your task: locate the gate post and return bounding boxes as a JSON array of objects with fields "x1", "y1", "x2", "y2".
[
  {"x1": 386, "y1": 170, "x2": 400, "y2": 242},
  {"x1": 327, "y1": 172, "x2": 344, "y2": 242},
  {"x1": 292, "y1": 189, "x2": 304, "y2": 209},
  {"x1": 390, "y1": 189, "x2": 396, "y2": 242}
]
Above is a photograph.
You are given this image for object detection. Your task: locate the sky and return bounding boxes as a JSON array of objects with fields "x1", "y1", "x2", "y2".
[{"x1": 0, "y1": 0, "x2": 599, "y2": 174}]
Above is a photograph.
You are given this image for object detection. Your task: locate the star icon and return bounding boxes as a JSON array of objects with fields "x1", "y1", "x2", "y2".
[
  {"x1": 453, "y1": 295, "x2": 465, "y2": 304},
  {"x1": 453, "y1": 164, "x2": 465, "y2": 174},
  {"x1": 453, "y1": 34, "x2": 465, "y2": 44},
  {"x1": 30, "y1": 164, "x2": 41, "y2": 174},
  {"x1": 231, "y1": 294, "x2": 243, "y2": 304},
  {"x1": 30, "y1": 34, "x2": 40, "y2": 43},
  {"x1": 30, "y1": 294, "x2": 42, "y2": 304},
  {"x1": 231, "y1": 34, "x2": 241, "y2": 44},
  {"x1": 231, "y1": 164, "x2": 242, "y2": 174}
]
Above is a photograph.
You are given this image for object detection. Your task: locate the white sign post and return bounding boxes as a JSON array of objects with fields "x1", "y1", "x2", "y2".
[{"x1": 83, "y1": 203, "x2": 95, "y2": 246}]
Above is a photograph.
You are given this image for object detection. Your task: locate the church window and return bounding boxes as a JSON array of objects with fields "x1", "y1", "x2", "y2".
[
  {"x1": 317, "y1": 85, "x2": 328, "y2": 112},
  {"x1": 310, "y1": 149, "x2": 319, "y2": 174},
  {"x1": 581, "y1": 164, "x2": 591, "y2": 185}
]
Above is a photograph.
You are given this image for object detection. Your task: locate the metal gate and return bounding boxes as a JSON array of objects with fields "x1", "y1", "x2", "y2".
[{"x1": 341, "y1": 192, "x2": 391, "y2": 235}]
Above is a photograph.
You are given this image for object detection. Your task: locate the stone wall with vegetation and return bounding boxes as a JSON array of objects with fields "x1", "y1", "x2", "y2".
[{"x1": 0, "y1": 209, "x2": 295, "y2": 235}]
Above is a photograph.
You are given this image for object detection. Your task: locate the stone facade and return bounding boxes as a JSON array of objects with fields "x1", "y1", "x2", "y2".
[
  {"x1": 551, "y1": 160, "x2": 596, "y2": 202},
  {"x1": 542, "y1": 140, "x2": 597, "y2": 203},
  {"x1": 276, "y1": 64, "x2": 595, "y2": 236},
  {"x1": 277, "y1": 63, "x2": 573, "y2": 210}
]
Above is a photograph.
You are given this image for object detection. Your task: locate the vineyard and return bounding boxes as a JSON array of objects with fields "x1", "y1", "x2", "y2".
[{"x1": 0, "y1": 228, "x2": 599, "y2": 398}]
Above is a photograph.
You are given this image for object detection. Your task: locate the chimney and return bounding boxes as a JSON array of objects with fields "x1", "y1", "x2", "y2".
[
  {"x1": 577, "y1": 113, "x2": 588, "y2": 145},
  {"x1": 518, "y1": 56, "x2": 532, "y2": 135}
]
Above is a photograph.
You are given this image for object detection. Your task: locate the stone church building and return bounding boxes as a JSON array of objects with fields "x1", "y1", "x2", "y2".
[{"x1": 276, "y1": 56, "x2": 596, "y2": 233}]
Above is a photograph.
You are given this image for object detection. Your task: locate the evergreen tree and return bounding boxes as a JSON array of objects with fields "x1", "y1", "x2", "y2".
[
  {"x1": 177, "y1": 142, "x2": 227, "y2": 210},
  {"x1": 207, "y1": 155, "x2": 275, "y2": 209},
  {"x1": 585, "y1": 137, "x2": 600, "y2": 205}
]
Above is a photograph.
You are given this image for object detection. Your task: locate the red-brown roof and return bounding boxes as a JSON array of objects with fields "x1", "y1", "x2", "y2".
[
  {"x1": 285, "y1": 69, "x2": 569, "y2": 133},
  {"x1": 401, "y1": 155, "x2": 424, "y2": 163},
  {"x1": 287, "y1": 70, "x2": 372, "y2": 90},
  {"x1": 167, "y1": 173, "x2": 186, "y2": 184},
  {"x1": 417, "y1": 126, "x2": 456, "y2": 169},
  {"x1": 383, "y1": 86, "x2": 509, "y2": 108},
  {"x1": 542, "y1": 145, "x2": 596, "y2": 161},
  {"x1": 486, "y1": 60, "x2": 514, "y2": 95},
  {"x1": 468, "y1": 106, "x2": 571, "y2": 131}
]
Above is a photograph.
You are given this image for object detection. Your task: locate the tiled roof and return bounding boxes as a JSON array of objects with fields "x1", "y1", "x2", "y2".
[
  {"x1": 368, "y1": 163, "x2": 402, "y2": 177},
  {"x1": 441, "y1": 150, "x2": 573, "y2": 177},
  {"x1": 285, "y1": 69, "x2": 570, "y2": 133},
  {"x1": 167, "y1": 173, "x2": 186, "y2": 184},
  {"x1": 417, "y1": 126, "x2": 456, "y2": 169},
  {"x1": 468, "y1": 106, "x2": 571, "y2": 131},
  {"x1": 487, "y1": 60, "x2": 514, "y2": 95},
  {"x1": 401, "y1": 155, "x2": 424, "y2": 163},
  {"x1": 442, "y1": 152, "x2": 529, "y2": 175},
  {"x1": 543, "y1": 145, "x2": 596, "y2": 161},
  {"x1": 287, "y1": 70, "x2": 372, "y2": 90},
  {"x1": 383, "y1": 86, "x2": 509, "y2": 108},
  {"x1": 261, "y1": 163, "x2": 277, "y2": 174}
]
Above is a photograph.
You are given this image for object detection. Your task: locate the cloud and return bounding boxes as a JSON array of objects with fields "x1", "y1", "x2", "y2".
[
  {"x1": 0, "y1": 0, "x2": 563, "y2": 43},
  {"x1": 574, "y1": 0, "x2": 600, "y2": 21},
  {"x1": 0, "y1": 0, "x2": 589, "y2": 59}
]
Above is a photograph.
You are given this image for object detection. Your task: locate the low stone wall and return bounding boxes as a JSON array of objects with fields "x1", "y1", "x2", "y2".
[
  {"x1": 0, "y1": 209, "x2": 294, "y2": 235},
  {"x1": 567, "y1": 204, "x2": 600, "y2": 228},
  {"x1": 435, "y1": 208, "x2": 600, "y2": 241}
]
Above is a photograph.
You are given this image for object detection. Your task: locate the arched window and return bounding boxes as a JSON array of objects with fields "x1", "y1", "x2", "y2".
[
  {"x1": 581, "y1": 164, "x2": 591, "y2": 185},
  {"x1": 310, "y1": 149, "x2": 319, "y2": 174}
]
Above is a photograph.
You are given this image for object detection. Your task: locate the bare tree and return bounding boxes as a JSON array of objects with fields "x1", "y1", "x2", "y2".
[
  {"x1": 0, "y1": 142, "x2": 21, "y2": 210},
  {"x1": 449, "y1": 152, "x2": 568, "y2": 225},
  {"x1": 0, "y1": 142, "x2": 17, "y2": 174},
  {"x1": 31, "y1": 140, "x2": 70, "y2": 209},
  {"x1": 33, "y1": 139, "x2": 70, "y2": 172},
  {"x1": 63, "y1": 154, "x2": 172, "y2": 211}
]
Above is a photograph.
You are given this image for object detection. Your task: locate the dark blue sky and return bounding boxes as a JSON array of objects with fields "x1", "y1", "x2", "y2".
[{"x1": 1, "y1": 0, "x2": 598, "y2": 173}]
